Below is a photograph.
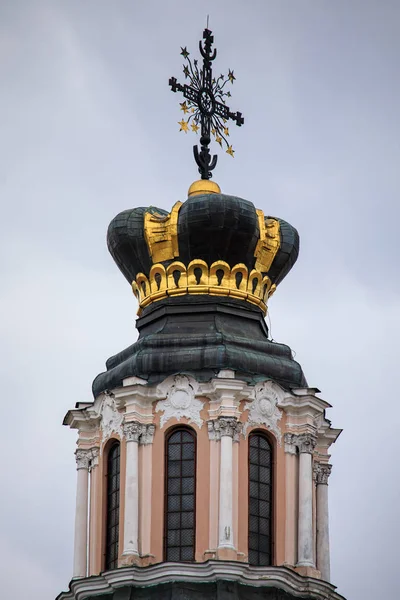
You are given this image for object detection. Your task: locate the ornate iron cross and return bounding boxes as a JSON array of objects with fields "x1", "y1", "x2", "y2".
[{"x1": 169, "y1": 28, "x2": 244, "y2": 180}]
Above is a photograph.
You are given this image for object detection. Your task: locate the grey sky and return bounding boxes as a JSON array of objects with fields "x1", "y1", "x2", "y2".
[{"x1": 1, "y1": 1, "x2": 399, "y2": 598}]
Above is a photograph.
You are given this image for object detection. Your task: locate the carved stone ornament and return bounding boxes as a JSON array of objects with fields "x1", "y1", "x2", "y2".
[
  {"x1": 314, "y1": 463, "x2": 332, "y2": 485},
  {"x1": 244, "y1": 381, "x2": 282, "y2": 444},
  {"x1": 123, "y1": 422, "x2": 156, "y2": 445},
  {"x1": 100, "y1": 391, "x2": 123, "y2": 440},
  {"x1": 284, "y1": 432, "x2": 297, "y2": 455},
  {"x1": 140, "y1": 424, "x2": 156, "y2": 445},
  {"x1": 207, "y1": 417, "x2": 242, "y2": 441},
  {"x1": 156, "y1": 375, "x2": 204, "y2": 428},
  {"x1": 75, "y1": 449, "x2": 91, "y2": 470},
  {"x1": 297, "y1": 433, "x2": 317, "y2": 454},
  {"x1": 123, "y1": 421, "x2": 143, "y2": 442}
]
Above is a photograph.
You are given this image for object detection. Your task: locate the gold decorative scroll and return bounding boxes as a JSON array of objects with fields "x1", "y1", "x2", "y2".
[
  {"x1": 144, "y1": 201, "x2": 182, "y2": 263},
  {"x1": 254, "y1": 210, "x2": 281, "y2": 273},
  {"x1": 132, "y1": 259, "x2": 277, "y2": 316}
]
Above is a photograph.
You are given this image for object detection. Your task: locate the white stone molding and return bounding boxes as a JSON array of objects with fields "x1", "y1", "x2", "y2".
[
  {"x1": 297, "y1": 433, "x2": 316, "y2": 454},
  {"x1": 75, "y1": 449, "x2": 91, "y2": 470},
  {"x1": 140, "y1": 423, "x2": 155, "y2": 445},
  {"x1": 156, "y1": 374, "x2": 204, "y2": 428},
  {"x1": 59, "y1": 561, "x2": 347, "y2": 600},
  {"x1": 243, "y1": 381, "x2": 282, "y2": 444},
  {"x1": 284, "y1": 432, "x2": 297, "y2": 455},
  {"x1": 123, "y1": 421, "x2": 142, "y2": 443},
  {"x1": 100, "y1": 391, "x2": 123, "y2": 440}
]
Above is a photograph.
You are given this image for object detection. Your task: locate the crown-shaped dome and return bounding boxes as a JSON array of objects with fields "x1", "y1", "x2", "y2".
[
  {"x1": 93, "y1": 191, "x2": 305, "y2": 397},
  {"x1": 107, "y1": 193, "x2": 299, "y2": 315}
]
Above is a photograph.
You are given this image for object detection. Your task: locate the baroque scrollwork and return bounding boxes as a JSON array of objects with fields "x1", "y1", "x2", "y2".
[
  {"x1": 100, "y1": 391, "x2": 123, "y2": 440},
  {"x1": 156, "y1": 375, "x2": 204, "y2": 428},
  {"x1": 244, "y1": 381, "x2": 282, "y2": 444}
]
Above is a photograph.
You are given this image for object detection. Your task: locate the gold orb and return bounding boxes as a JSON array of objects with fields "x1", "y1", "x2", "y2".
[{"x1": 187, "y1": 179, "x2": 221, "y2": 197}]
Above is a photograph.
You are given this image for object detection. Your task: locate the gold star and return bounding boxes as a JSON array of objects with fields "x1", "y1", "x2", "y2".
[
  {"x1": 224, "y1": 127, "x2": 229, "y2": 136},
  {"x1": 191, "y1": 107, "x2": 195, "y2": 113},
  {"x1": 191, "y1": 122, "x2": 199, "y2": 133},
  {"x1": 226, "y1": 145, "x2": 235, "y2": 157},
  {"x1": 211, "y1": 128, "x2": 216, "y2": 136},
  {"x1": 228, "y1": 69, "x2": 236, "y2": 83},
  {"x1": 178, "y1": 119, "x2": 189, "y2": 133},
  {"x1": 180, "y1": 101, "x2": 189, "y2": 114},
  {"x1": 216, "y1": 135, "x2": 222, "y2": 146}
]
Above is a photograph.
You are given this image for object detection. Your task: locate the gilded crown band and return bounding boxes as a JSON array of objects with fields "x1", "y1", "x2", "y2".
[{"x1": 132, "y1": 259, "x2": 276, "y2": 315}]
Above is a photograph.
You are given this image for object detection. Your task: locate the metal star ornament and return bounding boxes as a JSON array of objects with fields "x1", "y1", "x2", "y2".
[{"x1": 169, "y1": 28, "x2": 244, "y2": 179}]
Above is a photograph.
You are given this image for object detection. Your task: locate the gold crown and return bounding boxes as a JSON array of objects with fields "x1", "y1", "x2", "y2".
[{"x1": 132, "y1": 260, "x2": 276, "y2": 315}]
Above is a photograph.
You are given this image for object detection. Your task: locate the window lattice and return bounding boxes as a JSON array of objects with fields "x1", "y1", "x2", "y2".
[
  {"x1": 165, "y1": 428, "x2": 196, "y2": 562},
  {"x1": 248, "y1": 433, "x2": 272, "y2": 566},
  {"x1": 105, "y1": 442, "x2": 120, "y2": 570}
]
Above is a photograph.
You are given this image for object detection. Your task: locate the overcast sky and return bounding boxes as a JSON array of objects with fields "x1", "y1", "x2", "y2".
[{"x1": 1, "y1": 1, "x2": 399, "y2": 599}]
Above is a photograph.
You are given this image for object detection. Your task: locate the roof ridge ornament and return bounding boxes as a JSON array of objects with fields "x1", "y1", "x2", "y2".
[{"x1": 169, "y1": 28, "x2": 244, "y2": 180}]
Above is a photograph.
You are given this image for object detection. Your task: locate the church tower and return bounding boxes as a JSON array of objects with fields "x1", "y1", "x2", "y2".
[{"x1": 57, "y1": 28, "x2": 345, "y2": 600}]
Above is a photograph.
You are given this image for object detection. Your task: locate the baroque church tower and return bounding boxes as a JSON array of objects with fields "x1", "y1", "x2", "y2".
[{"x1": 57, "y1": 28, "x2": 344, "y2": 600}]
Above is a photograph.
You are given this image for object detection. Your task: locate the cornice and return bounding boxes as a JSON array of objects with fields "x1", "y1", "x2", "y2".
[{"x1": 57, "y1": 561, "x2": 346, "y2": 600}]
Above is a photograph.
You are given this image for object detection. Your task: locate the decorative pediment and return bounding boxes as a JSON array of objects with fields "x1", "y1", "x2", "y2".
[
  {"x1": 244, "y1": 381, "x2": 282, "y2": 443},
  {"x1": 156, "y1": 375, "x2": 204, "y2": 429},
  {"x1": 100, "y1": 391, "x2": 123, "y2": 440}
]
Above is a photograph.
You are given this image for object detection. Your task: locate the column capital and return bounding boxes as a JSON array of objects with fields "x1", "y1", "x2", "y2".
[
  {"x1": 89, "y1": 447, "x2": 100, "y2": 468},
  {"x1": 297, "y1": 433, "x2": 316, "y2": 454},
  {"x1": 208, "y1": 417, "x2": 242, "y2": 441},
  {"x1": 123, "y1": 421, "x2": 142, "y2": 443},
  {"x1": 284, "y1": 432, "x2": 298, "y2": 455},
  {"x1": 139, "y1": 424, "x2": 155, "y2": 445},
  {"x1": 75, "y1": 449, "x2": 91, "y2": 470},
  {"x1": 314, "y1": 463, "x2": 332, "y2": 485}
]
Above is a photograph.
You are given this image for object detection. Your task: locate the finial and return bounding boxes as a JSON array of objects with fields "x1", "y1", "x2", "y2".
[{"x1": 169, "y1": 28, "x2": 244, "y2": 180}]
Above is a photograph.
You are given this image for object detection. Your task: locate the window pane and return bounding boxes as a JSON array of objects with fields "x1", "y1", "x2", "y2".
[
  {"x1": 182, "y1": 477, "x2": 195, "y2": 494},
  {"x1": 165, "y1": 428, "x2": 196, "y2": 562},
  {"x1": 168, "y1": 478, "x2": 181, "y2": 495},
  {"x1": 248, "y1": 434, "x2": 272, "y2": 566},
  {"x1": 182, "y1": 460, "x2": 195, "y2": 477},
  {"x1": 167, "y1": 547, "x2": 180, "y2": 561}
]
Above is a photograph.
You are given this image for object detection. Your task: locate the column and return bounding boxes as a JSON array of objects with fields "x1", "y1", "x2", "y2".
[
  {"x1": 139, "y1": 424, "x2": 155, "y2": 557},
  {"x1": 297, "y1": 434, "x2": 316, "y2": 568},
  {"x1": 122, "y1": 422, "x2": 142, "y2": 560},
  {"x1": 73, "y1": 449, "x2": 90, "y2": 578},
  {"x1": 88, "y1": 447, "x2": 100, "y2": 575},
  {"x1": 216, "y1": 417, "x2": 241, "y2": 552},
  {"x1": 284, "y1": 433, "x2": 298, "y2": 566},
  {"x1": 207, "y1": 421, "x2": 220, "y2": 554},
  {"x1": 315, "y1": 463, "x2": 332, "y2": 581}
]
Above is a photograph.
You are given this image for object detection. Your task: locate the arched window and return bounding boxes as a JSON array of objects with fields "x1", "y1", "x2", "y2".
[
  {"x1": 248, "y1": 432, "x2": 273, "y2": 566},
  {"x1": 164, "y1": 427, "x2": 196, "y2": 561},
  {"x1": 105, "y1": 441, "x2": 120, "y2": 570}
]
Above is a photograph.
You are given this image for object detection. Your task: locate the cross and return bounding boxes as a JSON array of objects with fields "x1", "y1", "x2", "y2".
[{"x1": 169, "y1": 28, "x2": 244, "y2": 180}]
